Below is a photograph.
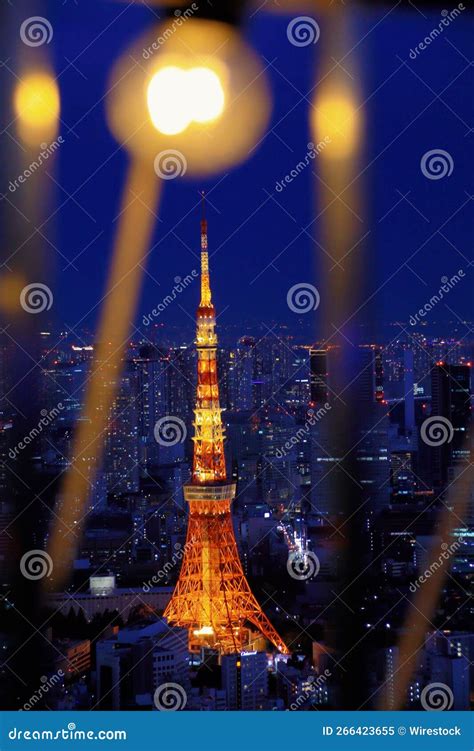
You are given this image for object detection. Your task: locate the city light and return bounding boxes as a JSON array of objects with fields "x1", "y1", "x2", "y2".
[{"x1": 193, "y1": 626, "x2": 214, "y2": 637}]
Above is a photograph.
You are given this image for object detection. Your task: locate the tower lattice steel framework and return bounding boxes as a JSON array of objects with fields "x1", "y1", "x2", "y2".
[{"x1": 164, "y1": 196, "x2": 289, "y2": 655}]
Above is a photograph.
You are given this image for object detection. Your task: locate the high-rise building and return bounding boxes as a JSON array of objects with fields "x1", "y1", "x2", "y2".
[
  {"x1": 234, "y1": 338, "x2": 254, "y2": 411},
  {"x1": 288, "y1": 349, "x2": 310, "y2": 406},
  {"x1": 358, "y1": 346, "x2": 384, "y2": 403},
  {"x1": 357, "y1": 405, "x2": 391, "y2": 514},
  {"x1": 310, "y1": 409, "x2": 343, "y2": 517},
  {"x1": 134, "y1": 344, "x2": 167, "y2": 470},
  {"x1": 309, "y1": 349, "x2": 328, "y2": 405},
  {"x1": 423, "y1": 633, "x2": 470, "y2": 710},
  {"x1": 390, "y1": 451, "x2": 416, "y2": 504},
  {"x1": 163, "y1": 197, "x2": 288, "y2": 655},
  {"x1": 96, "y1": 619, "x2": 188, "y2": 710},
  {"x1": 430, "y1": 363, "x2": 471, "y2": 487},
  {"x1": 310, "y1": 346, "x2": 390, "y2": 516},
  {"x1": 404, "y1": 349, "x2": 415, "y2": 434},
  {"x1": 221, "y1": 651, "x2": 268, "y2": 710},
  {"x1": 166, "y1": 347, "x2": 195, "y2": 420},
  {"x1": 0, "y1": 498, "x2": 14, "y2": 585},
  {"x1": 104, "y1": 360, "x2": 139, "y2": 496}
]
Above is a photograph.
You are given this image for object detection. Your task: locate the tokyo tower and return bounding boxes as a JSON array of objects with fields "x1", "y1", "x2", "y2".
[{"x1": 164, "y1": 195, "x2": 289, "y2": 655}]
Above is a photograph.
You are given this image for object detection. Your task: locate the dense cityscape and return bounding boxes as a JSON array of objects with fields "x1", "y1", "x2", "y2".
[
  {"x1": 0, "y1": 2, "x2": 472, "y2": 749},
  {"x1": 1, "y1": 288, "x2": 472, "y2": 710}
]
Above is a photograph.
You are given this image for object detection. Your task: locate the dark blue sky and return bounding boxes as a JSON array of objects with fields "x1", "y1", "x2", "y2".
[{"x1": 37, "y1": 1, "x2": 473, "y2": 334}]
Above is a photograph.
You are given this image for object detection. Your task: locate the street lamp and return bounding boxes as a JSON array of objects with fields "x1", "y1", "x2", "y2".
[{"x1": 107, "y1": 17, "x2": 272, "y2": 176}]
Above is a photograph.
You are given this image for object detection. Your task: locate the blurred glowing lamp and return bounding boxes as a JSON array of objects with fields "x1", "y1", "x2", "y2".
[
  {"x1": 147, "y1": 66, "x2": 225, "y2": 135},
  {"x1": 147, "y1": 66, "x2": 190, "y2": 135},
  {"x1": 187, "y1": 67, "x2": 225, "y2": 124},
  {"x1": 14, "y1": 72, "x2": 59, "y2": 145},
  {"x1": 107, "y1": 19, "x2": 271, "y2": 176}
]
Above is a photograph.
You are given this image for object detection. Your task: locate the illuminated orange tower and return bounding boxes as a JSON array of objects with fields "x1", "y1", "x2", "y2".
[{"x1": 164, "y1": 195, "x2": 288, "y2": 655}]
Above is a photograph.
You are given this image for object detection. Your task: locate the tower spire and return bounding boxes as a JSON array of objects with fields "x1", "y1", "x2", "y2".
[
  {"x1": 194, "y1": 195, "x2": 224, "y2": 483},
  {"x1": 200, "y1": 190, "x2": 211, "y2": 308}
]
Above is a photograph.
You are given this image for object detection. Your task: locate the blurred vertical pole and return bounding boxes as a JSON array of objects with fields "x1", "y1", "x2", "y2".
[
  {"x1": 310, "y1": 5, "x2": 373, "y2": 707},
  {"x1": 0, "y1": 2, "x2": 58, "y2": 707},
  {"x1": 380, "y1": 445, "x2": 473, "y2": 709}
]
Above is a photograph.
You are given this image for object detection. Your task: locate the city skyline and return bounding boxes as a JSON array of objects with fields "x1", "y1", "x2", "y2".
[
  {"x1": 0, "y1": 0, "x2": 472, "y2": 729},
  {"x1": 1, "y1": 220, "x2": 471, "y2": 709}
]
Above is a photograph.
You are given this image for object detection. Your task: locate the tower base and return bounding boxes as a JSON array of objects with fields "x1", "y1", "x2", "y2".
[{"x1": 164, "y1": 485, "x2": 289, "y2": 655}]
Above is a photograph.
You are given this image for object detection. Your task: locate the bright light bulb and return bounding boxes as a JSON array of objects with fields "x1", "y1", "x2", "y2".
[
  {"x1": 147, "y1": 66, "x2": 191, "y2": 136},
  {"x1": 147, "y1": 65, "x2": 225, "y2": 136},
  {"x1": 185, "y1": 67, "x2": 225, "y2": 124},
  {"x1": 14, "y1": 72, "x2": 60, "y2": 143},
  {"x1": 108, "y1": 18, "x2": 272, "y2": 176}
]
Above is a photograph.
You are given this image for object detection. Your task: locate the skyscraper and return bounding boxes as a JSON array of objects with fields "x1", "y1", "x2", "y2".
[
  {"x1": 134, "y1": 344, "x2": 167, "y2": 470},
  {"x1": 403, "y1": 349, "x2": 415, "y2": 434},
  {"x1": 358, "y1": 346, "x2": 384, "y2": 404},
  {"x1": 430, "y1": 363, "x2": 471, "y2": 487},
  {"x1": 164, "y1": 197, "x2": 288, "y2": 655},
  {"x1": 221, "y1": 651, "x2": 268, "y2": 710},
  {"x1": 309, "y1": 349, "x2": 328, "y2": 405},
  {"x1": 104, "y1": 359, "x2": 139, "y2": 496}
]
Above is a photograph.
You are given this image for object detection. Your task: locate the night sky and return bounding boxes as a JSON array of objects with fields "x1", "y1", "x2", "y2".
[{"x1": 29, "y1": 1, "x2": 474, "y2": 334}]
